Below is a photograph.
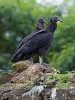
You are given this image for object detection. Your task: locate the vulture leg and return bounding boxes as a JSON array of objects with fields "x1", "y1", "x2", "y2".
[
  {"x1": 39, "y1": 56, "x2": 43, "y2": 64},
  {"x1": 39, "y1": 55, "x2": 49, "y2": 66}
]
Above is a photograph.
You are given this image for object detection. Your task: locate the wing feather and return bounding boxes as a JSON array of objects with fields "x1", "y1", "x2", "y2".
[{"x1": 16, "y1": 29, "x2": 46, "y2": 51}]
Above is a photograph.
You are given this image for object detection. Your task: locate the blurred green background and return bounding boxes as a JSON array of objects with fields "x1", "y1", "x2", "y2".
[{"x1": 0, "y1": 0, "x2": 75, "y2": 73}]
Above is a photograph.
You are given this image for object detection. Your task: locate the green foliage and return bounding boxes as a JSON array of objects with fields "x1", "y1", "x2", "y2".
[
  {"x1": 0, "y1": 0, "x2": 75, "y2": 73},
  {"x1": 47, "y1": 72, "x2": 75, "y2": 89}
]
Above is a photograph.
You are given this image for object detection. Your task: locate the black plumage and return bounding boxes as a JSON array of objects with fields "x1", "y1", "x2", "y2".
[
  {"x1": 11, "y1": 16, "x2": 62, "y2": 64},
  {"x1": 12, "y1": 18, "x2": 47, "y2": 62}
]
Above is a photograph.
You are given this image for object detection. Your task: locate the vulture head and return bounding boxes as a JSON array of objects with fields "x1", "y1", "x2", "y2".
[
  {"x1": 36, "y1": 18, "x2": 47, "y2": 29},
  {"x1": 51, "y1": 16, "x2": 63, "y2": 23}
]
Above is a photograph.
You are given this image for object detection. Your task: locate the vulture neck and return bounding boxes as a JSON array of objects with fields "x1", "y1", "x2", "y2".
[
  {"x1": 47, "y1": 20, "x2": 57, "y2": 33},
  {"x1": 36, "y1": 23, "x2": 44, "y2": 30}
]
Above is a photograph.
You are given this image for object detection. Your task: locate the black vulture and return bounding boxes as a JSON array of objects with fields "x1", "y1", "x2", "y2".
[
  {"x1": 11, "y1": 16, "x2": 62, "y2": 64},
  {"x1": 12, "y1": 18, "x2": 47, "y2": 63}
]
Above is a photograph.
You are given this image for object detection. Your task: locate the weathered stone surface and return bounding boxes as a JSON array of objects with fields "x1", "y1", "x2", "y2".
[
  {"x1": 22, "y1": 85, "x2": 44, "y2": 100},
  {"x1": 12, "y1": 60, "x2": 32, "y2": 73},
  {"x1": 0, "y1": 85, "x2": 75, "y2": 100},
  {"x1": 0, "y1": 82, "x2": 33, "y2": 99},
  {"x1": 0, "y1": 72, "x2": 15, "y2": 84},
  {"x1": 0, "y1": 63, "x2": 75, "y2": 100},
  {"x1": 34, "y1": 74, "x2": 57, "y2": 86},
  {"x1": 0, "y1": 87, "x2": 26, "y2": 100},
  {"x1": 55, "y1": 87, "x2": 75, "y2": 100},
  {"x1": 11, "y1": 63, "x2": 57, "y2": 83}
]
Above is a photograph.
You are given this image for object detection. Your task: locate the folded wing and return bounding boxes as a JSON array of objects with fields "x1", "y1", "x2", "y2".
[{"x1": 11, "y1": 29, "x2": 51, "y2": 62}]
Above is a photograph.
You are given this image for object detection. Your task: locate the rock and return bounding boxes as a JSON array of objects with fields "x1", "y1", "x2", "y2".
[
  {"x1": 0, "y1": 85, "x2": 75, "y2": 100},
  {"x1": 0, "y1": 82, "x2": 33, "y2": 99},
  {"x1": 0, "y1": 85, "x2": 44, "y2": 100},
  {"x1": 0, "y1": 72, "x2": 15, "y2": 84},
  {"x1": 22, "y1": 85, "x2": 44, "y2": 100},
  {"x1": 0, "y1": 87, "x2": 28, "y2": 100},
  {"x1": 0, "y1": 65, "x2": 75, "y2": 100},
  {"x1": 11, "y1": 63, "x2": 56, "y2": 83},
  {"x1": 12, "y1": 60, "x2": 32, "y2": 73},
  {"x1": 22, "y1": 86, "x2": 75, "y2": 100},
  {"x1": 11, "y1": 63, "x2": 42, "y2": 83},
  {"x1": 53, "y1": 87, "x2": 75, "y2": 100},
  {"x1": 1, "y1": 62, "x2": 75, "y2": 100},
  {"x1": 34, "y1": 74, "x2": 57, "y2": 86}
]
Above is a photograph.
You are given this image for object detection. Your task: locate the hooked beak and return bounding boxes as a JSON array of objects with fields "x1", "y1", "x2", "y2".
[
  {"x1": 60, "y1": 19, "x2": 63, "y2": 23},
  {"x1": 43, "y1": 20, "x2": 48, "y2": 24},
  {"x1": 58, "y1": 18, "x2": 63, "y2": 23}
]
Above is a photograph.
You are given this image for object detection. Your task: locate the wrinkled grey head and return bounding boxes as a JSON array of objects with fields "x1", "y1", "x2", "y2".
[
  {"x1": 36, "y1": 18, "x2": 47, "y2": 24},
  {"x1": 36, "y1": 18, "x2": 47, "y2": 30},
  {"x1": 51, "y1": 16, "x2": 63, "y2": 23}
]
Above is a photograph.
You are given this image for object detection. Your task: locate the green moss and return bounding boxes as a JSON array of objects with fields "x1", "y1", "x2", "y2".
[
  {"x1": 0, "y1": 72, "x2": 75, "y2": 90},
  {"x1": 46, "y1": 72, "x2": 75, "y2": 89},
  {"x1": 0, "y1": 79, "x2": 36, "y2": 95},
  {"x1": 56, "y1": 81, "x2": 72, "y2": 89}
]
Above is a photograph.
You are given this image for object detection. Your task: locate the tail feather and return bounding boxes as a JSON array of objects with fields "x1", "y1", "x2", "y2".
[
  {"x1": 11, "y1": 53, "x2": 32, "y2": 62},
  {"x1": 11, "y1": 54, "x2": 22, "y2": 62}
]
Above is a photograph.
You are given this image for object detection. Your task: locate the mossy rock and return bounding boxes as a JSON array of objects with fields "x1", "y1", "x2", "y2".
[{"x1": 12, "y1": 60, "x2": 32, "y2": 73}]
